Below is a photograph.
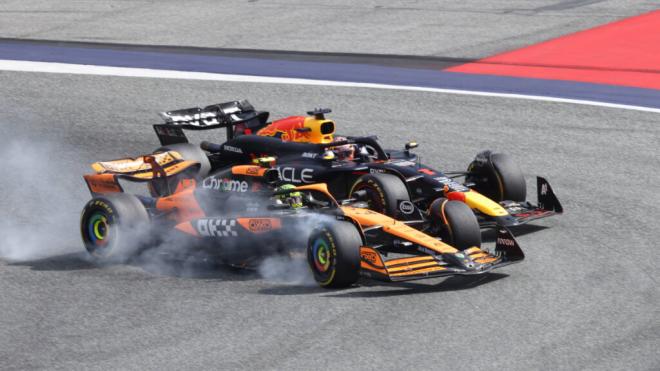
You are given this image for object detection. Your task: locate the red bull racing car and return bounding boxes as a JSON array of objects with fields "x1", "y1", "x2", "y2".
[{"x1": 147, "y1": 100, "x2": 562, "y2": 249}]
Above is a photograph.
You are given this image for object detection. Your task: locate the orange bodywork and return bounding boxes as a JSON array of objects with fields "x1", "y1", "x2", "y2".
[
  {"x1": 389, "y1": 265, "x2": 448, "y2": 278},
  {"x1": 359, "y1": 246, "x2": 388, "y2": 275},
  {"x1": 384, "y1": 256, "x2": 435, "y2": 267},
  {"x1": 89, "y1": 151, "x2": 200, "y2": 181},
  {"x1": 156, "y1": 187, "x2": 205, "y2": 222},
  {"x1": 83, "y1": 173, "x2": 123, "y2": 194},
  {"x1": 231, "y1": 165, "x2": 267, "y2": 177},
  {"x1": 359, "y1": 246, "x2": 450, "y2": 278},
  {"x1": 342, "y1": 206, "x2": 460, "y2": 255},
  {"x1": 174, "y1": 221, "x2": 200, "y2": 237}
]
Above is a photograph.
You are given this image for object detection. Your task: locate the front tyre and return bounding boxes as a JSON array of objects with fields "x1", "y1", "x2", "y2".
[
  {"x1": 80, "y1": 194, "x2": 151, "y2": 262},
  {"x1": 429, "y1": 198, "x2": 481, "y2": 250},
  {"x1": 307, "y1": 222, "x2": 362, "y2": 288},
  {"x1": 466, "y1": 151, "x2": 526, "y2": 202},
  {"x1": 349, "y1": 173, "x2": 410, "y2": 217}
]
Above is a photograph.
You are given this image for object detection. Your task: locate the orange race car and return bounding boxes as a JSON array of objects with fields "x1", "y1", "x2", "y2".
[{"x1": 81, "y1": 152, "x2": 524, "y2": 288}]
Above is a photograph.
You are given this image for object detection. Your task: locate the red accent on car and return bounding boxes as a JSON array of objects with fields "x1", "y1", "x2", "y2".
[{"x1": 446, "y1": 191, "x2": 466, "y2": 202}]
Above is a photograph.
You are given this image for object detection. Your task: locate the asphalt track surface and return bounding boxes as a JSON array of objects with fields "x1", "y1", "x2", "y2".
[
  {"x1": 1, "y1": 2, "x2": 660, "y2": 371},
  {"x1": 2, "y1": 72, "x2": 659, "y2": 370}
]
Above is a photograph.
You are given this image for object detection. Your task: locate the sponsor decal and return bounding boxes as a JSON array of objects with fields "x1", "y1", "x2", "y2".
[
  {"x1": 398, "y1": 200, "x2": 415, "y2": 214},
  {"x1": 238, "y1": 218, "x2": 281, "y2": 233},
  {"x1": 392, "y1": 160, "x2": 416, "y2": 167},
  {"x1": 361, "y1": 251, "x2": 381, "y2": 266},
  {"x1": 541, "y1": 183, "x2": 548, "y2": 196},
  {"x1": 277, "y1": 167, "x2": 314, "y2": 184},
  {"x1": 434, "y1": 176, "x2": 469, "y2": 192},
  {"x1": 246, "y1": 166, "x2": 260, "y2": 175},
  {"x1": 166, "y1": 111, "x2": 220, "y2": 127},
  {"x1": 223, "y1": 145, "x2": 243, "y2": 154},
  {"x1": 302, "y1": 152, "x2": 318, "y2": 159},
  {"x1": 418, "y1": 168, "x2": 435, "y2": 175},
  {"x1": 93, "y1": 200, "x2": 114, "y2": 215},
  {"x1": 202, "y1": 177, "x2": 249, "y2": 192},
  {"x1": 197, "y1": 219, "x2": 238, "y2": 237},
  {"x1": 248, "y1": 218, "x2": 273, "y2": 233},
  {"x1": 497, "y1": 237, "x2": 515, "y2": 247}
]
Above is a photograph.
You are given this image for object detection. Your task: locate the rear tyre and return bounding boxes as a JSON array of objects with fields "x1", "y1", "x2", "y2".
[
  {"x1": 80, "y1": 193, "x2": 151, "y2": 262},
  {"x1": 466, "y1": 151, "x2": 526, "y2": 202},
  {"x1": 307, "y1": 222, "x2": 362, "y2": 288},
  {"x1": 429, "y1": 198, "x2": 481, "y2": 250},
  {"x1": 349, "y1": 173, "x2": 411, "y2": 217}
]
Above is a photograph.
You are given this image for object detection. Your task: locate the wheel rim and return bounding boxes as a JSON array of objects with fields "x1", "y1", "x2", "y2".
[
  {"x1": 84, "y1": 210, "x2": 116, "y2": 255},
  {"x1": 88, "y1": 212, "x2": 109, "y2": 245},
  {"x1": 353, "y1": 183, "x2": 385, "y2": 213},
  {"x1": 311, "y1": 236, "x2": 332, "y2": 273}
]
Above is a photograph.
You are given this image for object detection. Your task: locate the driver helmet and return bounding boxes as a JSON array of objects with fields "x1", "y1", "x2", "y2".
[
  {"x1": 275, "y1": 184, "x2": 303, "y2": 209},
  {"x1": 331, "y1": 136, "x2": 356, "y2": 161}
]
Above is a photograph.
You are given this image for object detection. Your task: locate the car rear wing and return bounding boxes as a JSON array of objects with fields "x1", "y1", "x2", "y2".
[
  {"x1": 83, "y1": 150, "x2": 201, "y2": 196},
  {"x1": 154, "y1": 99, "x2": 269, "y2": 145}
]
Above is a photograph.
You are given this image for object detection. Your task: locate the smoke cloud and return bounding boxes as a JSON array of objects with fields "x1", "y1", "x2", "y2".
[
  {"x1": 0, "y1": 139, "x2": 84, "y2": 261},
  {"x1": 258, "y1": 254, "x2": 314, "y2": 286},
  {"x1": 0, "y1": 137, "x2": 323, "y2": 287}
]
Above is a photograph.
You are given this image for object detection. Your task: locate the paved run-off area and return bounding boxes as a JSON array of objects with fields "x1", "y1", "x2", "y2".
[{"x1": 0, "y1": 72, "x2": 658, "y2": 370}]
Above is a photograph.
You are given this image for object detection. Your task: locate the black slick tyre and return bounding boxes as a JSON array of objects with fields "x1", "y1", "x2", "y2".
[
  {"x1": 307, "y1": 222, "x2": 362, "y2": 288},
  {"x1": 466, "y1": 151, "x2": 526, "y2": 202},
  {"x1": 349, "y1": 173, "x2": 410, "y2": 217},
  {"x1": 80, "y1": 193, "x2": 150, "y2": 262},
  {"x1": 429, "y1": 197, "x2": 481, "y2": 251}
]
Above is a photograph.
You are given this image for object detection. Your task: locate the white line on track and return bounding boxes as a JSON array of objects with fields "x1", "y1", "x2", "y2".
[{"x1": 2, "y1": 59, "x2": 659, "y2": 114}]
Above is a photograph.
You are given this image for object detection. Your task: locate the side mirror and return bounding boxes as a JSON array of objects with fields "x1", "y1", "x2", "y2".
[
  {"x1": 321, "y1": 150, "x2": 336, "y2": 161},
  {"x1": 351, "y1": 189, "x2": 369, "y2": 201},
  {"x1": 405, "y1": 142, "x2": 418, "y2": 150},
  {"x1": 254, "y1": 156, "x2": 276, "y2": 167}
]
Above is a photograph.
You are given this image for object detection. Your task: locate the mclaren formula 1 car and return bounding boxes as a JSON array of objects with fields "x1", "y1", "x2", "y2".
[
  {"x1": 81, "y1": 153, "x2": 524, "y2": 288},
  {"x1": 146, "y1": 99, "x2": 562, "y2": 249}
]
